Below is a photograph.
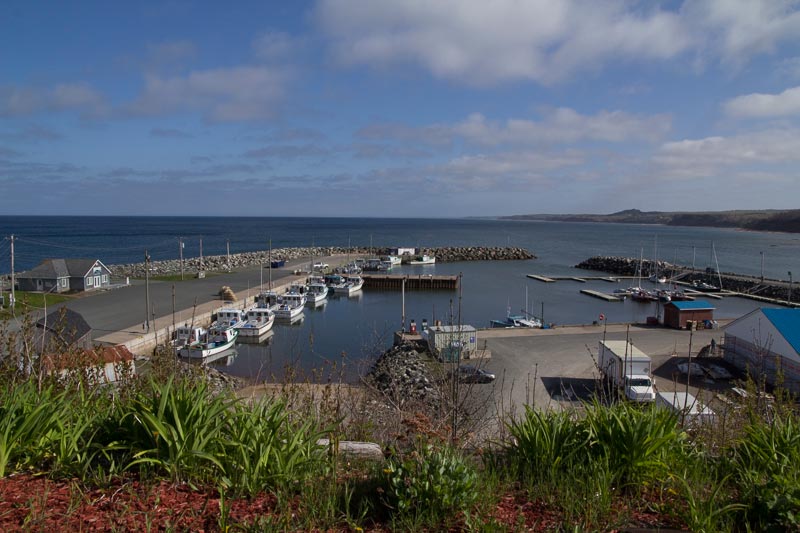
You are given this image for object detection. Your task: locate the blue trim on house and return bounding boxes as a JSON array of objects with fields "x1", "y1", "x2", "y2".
[{"x1": 762, "y1": 308, "x2": 800, "y2": 356}]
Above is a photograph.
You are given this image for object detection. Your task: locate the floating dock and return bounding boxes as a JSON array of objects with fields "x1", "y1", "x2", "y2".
[
  {"x1": 684, "y1": 289, "x2": 724, "y2": 300},
  {"x1": 528, "y1": 275, "x2": 631, "y2": 283},
  {"x1": 580, "y1": 289, "x2": 623, "y2": 302},
  {"x1": 361, "y1": 274, "x2": 459, "y2": 290},
  {"x1": 527, "y1": 274, "x2": 555, "y2": 282}
]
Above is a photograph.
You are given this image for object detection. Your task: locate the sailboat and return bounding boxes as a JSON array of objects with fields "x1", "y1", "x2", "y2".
[
  {"x1": 692, "y1": 242, "x2": 723, "y2": 292},
  {"x1": 648, "y1": 236, "x2": 667, "y2": 284}
]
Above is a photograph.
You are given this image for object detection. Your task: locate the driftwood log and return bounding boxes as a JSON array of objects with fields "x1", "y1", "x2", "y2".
[{"x1": 317, "y1": 439, "x2": 384, "y2": 461}]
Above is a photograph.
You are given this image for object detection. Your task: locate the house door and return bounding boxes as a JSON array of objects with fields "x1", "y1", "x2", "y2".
[
  {"x1": 36, "y1": 279, "x2": 43, "y2": 290},
  {"x1": 94, "y1": 275, "x2": 101, "y2": 287}
]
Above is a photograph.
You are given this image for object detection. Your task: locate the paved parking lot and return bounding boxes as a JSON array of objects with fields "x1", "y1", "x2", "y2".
[{"x1": 475, "y1": 324, "x2": 724, "y2": 416}]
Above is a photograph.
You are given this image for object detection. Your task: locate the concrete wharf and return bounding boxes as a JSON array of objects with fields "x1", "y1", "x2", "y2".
[
  {"x1": 361, "y1": 274, "x2": 459, "y2": 290},
  {"x1": 579, "y1": 289, "x2": 623, "y2": 302}
]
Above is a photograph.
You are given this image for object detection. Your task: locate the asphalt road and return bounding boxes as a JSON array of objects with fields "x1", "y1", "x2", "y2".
[{"x1": 58, "y1": 257, "x2": 319, "y2": 339}]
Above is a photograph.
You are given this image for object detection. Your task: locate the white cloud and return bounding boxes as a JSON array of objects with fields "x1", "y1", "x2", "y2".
[
  {"x1": 653, "y1": 128, "x2": 800, "y2": 178},
  {"x1": 252, "y1": 31, "x2": 301, "y2": 60},
  {"x1": 146, "y1": 40, "x2": 196, "y2": 66},
  {"x1": 315, "y1": 0, "x2": 800, "y2": 85},
  {"x1": 127, "y1": 66, "x2": 291, "y2": 121},
  {"x1": 681, "y1": 0, "x2": 800, "y2": 67},
  {"x1": 0, "y1": 82, "x2": 107, "y2": 118},
  {"x1": 724, "y1": 86, "x2": 800, "y2": 118},
  {"x1": 314, "y1": 0, "x2": 690, "y2": 85},
  {"x1": 453, "y1": 109, "x2": 671, "y2": 145}
]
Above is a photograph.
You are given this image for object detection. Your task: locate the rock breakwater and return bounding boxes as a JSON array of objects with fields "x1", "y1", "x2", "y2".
[
  {"x1": 576, "y1": 256, "x2": 795, "y2": 302},
  {"x1": 365, "y1": 342, "x2": 441, "y2": 409},
  {"x1": 110, "y1": 246, "x2": 535, "y2": 278}
]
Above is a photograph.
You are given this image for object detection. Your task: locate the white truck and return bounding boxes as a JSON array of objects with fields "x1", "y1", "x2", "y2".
[{"x1": 598, "y1": 340, "x2": 656, "y2": 402}]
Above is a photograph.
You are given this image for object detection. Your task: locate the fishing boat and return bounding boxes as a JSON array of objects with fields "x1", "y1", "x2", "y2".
[
  {"x1": 409, "y1": 254, "x2": 436, "y2": 265},
  {"x1": 631, "y1": 289, "x2": 658, "y2": 302},
  {"x1": 333, "y1": 275, "x2": 364, "y2": 295},
  {"x1": 274, "y1": 292, "x2": 306, "y2": 320},
  {"x1": 306, "y1": 276, "x2": 329, "y2": 304},
  {"x1": 178, "y1": 324, "x2": 238, "y2": 359},
  {"x1": 173, "y1": 325, "x2": 206, "y2": 350},
  {"x1": 490, "y1": 314, "x2": 542, "y2": 328},
  {"x1": 236, "y1": 306, "x2": 275, "y2": 337},
  {"x1": 382, "y1": 255, "x2": 402, "y2": 266},
  {"x1": 215, "y1": 307, "x2": 246, "y2": 328}
]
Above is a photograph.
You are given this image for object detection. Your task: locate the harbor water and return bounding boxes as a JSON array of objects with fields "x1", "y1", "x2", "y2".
[{"x1": 2, "y1": 216, "x2": 799, "y2": 381}]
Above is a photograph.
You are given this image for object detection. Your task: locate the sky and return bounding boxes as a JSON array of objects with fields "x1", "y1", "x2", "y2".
[{"x1": 2, "y1": 0, "x2": 800, "y2": 218}]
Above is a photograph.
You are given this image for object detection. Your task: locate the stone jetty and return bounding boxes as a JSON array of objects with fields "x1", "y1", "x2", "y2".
[
  {"x1": 365, "y1": 342, "x2": 441, "y2": 409},
  {"x1": 576, "y1": 256, "x2": 795, "y2": 302},
  {"x1": 109, "y1": 246, "x2": 535, "y2": 278}
]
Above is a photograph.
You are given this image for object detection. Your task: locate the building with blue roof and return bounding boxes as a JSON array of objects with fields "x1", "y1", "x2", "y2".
[
  {"x1": 724, "y1": 308, "x2": 800, "y2": 394},
  {"x1": 663, "y1": 300, "x2": 716, "y2": 329}
]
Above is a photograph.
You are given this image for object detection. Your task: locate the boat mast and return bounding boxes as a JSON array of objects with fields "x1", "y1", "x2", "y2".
[
  {"x1": 712, "y1": 242, "x2": 723, "y2": 289},
  {"x1": 268, "y1": 238, "x2": 272, "y2": 290}
]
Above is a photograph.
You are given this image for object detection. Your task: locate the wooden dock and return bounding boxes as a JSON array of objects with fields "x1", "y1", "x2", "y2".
[
  {"x1": 527, "y1": 274, "x2": 555, "y2": 282},
  {"x1": 361, "y1": 274, "x2": 459, "y2": 290},
  {"x1": 580, "y1": 289, "x2": 623, "y2": 302},
  {"x1": 684, "y1": 289, "x2": 724, "y2": 300},
  {"x1": 528, "y1": 274, "x2": 632, "y2": 283}
]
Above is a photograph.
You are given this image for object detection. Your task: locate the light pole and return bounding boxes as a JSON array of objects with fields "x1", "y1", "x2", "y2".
[
  {"x1": 760, "y1": 251, "x2": 764, "y2": 283},
  {"x1": 789, "y1": 271, "x2": 793, "y2": 306}
]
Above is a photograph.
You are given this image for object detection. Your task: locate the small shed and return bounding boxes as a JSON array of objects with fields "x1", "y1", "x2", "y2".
[
  {"x1": 44, "y1": 345, "x2": 136, "y2": 385},
  {"x1": 425, "y1": 325, "x2": 478, "y2": 362},
  {"x1": 391, "y1": 247, "x2": 416, "y2": 256},
  {"x1": 663, "y1": 300, "x2": 716, "y2": 329}
]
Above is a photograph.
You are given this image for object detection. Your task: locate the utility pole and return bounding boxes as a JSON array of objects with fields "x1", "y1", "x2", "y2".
[
  {"x1": 760, "y1": 252, "x2": 765, "y2": 283},
  {"x1": 401, "y1": 277, "x2": 406, "y2": 334},
  {"x1": 226, "y1": 239, "x2": 231, "y2": 272},
  {"x1": 199, "y1": 237, "x2": 204, "y2": 272},
  {"x1": 789, "y1": 271, "x2": 793, "y2": 305},
  {"x1": 144, "y1": 250, "x2": 151, "y2": 332},
  {"x1": 9, "y1": 234, "x2": 15, "y2": 314},
  {"x1": 178, "y1": 237, "x2": 184, "y2": 280},
  {"x1": 691, "y1": 246, "x2": 696, "y2": 272},
  {"x1": 172, "y1": 284, "x2": 176, "y2": 332}
]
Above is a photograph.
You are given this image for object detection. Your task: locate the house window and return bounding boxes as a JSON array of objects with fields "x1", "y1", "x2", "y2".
[
  {"x1": 87, "y1": 276, "x2": 93, "y2": 286},
  {"x1": 102, "y1": 274, "x2": 108, "y2": 283},
  {"x1": 61, "y1": 278, "x2": 67, "y2": 288}
]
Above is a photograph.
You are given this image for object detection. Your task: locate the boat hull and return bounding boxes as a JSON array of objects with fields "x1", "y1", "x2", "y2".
[{"x1": 179, "y1": 330, "x2": 238, "y2": 359}]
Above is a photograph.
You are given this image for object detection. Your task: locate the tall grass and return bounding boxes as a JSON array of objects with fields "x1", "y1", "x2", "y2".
[{"x1": 0, "y1": 381, "x2": 61, "y2": 476}]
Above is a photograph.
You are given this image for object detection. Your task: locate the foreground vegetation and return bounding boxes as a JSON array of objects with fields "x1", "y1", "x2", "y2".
[{"x1": 0, "y1": 330, "x2": 798, "y2": 531}]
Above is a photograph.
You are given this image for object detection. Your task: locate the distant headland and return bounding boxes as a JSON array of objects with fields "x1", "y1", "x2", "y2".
[{"x1": 500, "y1": 209, "x2": 800, "y2": 234}]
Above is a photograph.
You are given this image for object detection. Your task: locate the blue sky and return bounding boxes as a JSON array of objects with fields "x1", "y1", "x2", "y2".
[{"x1": 2, "y1": 0, "x2": 800, "y2": 217}]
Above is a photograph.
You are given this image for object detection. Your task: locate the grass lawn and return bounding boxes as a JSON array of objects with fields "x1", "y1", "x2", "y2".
[{"x1": 0, "y1": 291, "x2": 73, "y2": 319}]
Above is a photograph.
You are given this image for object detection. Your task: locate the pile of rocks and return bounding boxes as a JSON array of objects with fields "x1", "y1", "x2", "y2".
[
  {"x1": 575, "y1": 256, "x2": 675, "y2": 276},
  {"x1": 365, "y1": 342, "x2": 441, "y2": 409},
  {"x1": 418, "y1": 246, "x2": 534, "y2": 262},
  {"x1": 109, "y1": 246, "x2": 536, "y2": 278}
]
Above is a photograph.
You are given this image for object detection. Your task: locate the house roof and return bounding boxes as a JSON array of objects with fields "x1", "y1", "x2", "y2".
[
  {"x1": 36, "y1": 307, "x2": 91, "y2": 344},
  {"x1": 17, "y1": 258, "x2": 104, "y2": 279},
  {"x1": 44, "y1": 345, "x2": 134, "y2": 371},
  {"x1": 667, "y1": 300, "x2": 716, "y2": 311},
  {"x1": 762, "y1": 308, "x2": 800, "y2": 355}
]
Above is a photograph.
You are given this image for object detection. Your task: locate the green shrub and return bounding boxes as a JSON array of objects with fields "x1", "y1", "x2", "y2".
[
  {"x1": 506, "y1": 406, "x2": 587, "y2": 478},
  {"x1": 0, "y1": 382, "x2": 62, "y2": 476},
  {"x1": 383, "y1": 442, "x2": 478, "y2": 523}
]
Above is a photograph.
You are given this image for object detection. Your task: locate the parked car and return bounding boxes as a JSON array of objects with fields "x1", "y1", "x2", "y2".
[
  {"x1": 457, "y1": 365, "x2": 496, "y2": 384},
  {"x1": 312, "y1": 262, "x2": 329, "y2": 271}
]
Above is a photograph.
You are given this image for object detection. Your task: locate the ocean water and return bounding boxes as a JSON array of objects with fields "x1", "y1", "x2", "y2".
[{"x1": 2, "y1": 216, "x2": 798, "y2": 381}]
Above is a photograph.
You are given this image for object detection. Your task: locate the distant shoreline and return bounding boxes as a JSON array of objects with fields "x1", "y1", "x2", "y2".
[{"x1": 498, "y1": 209, "x2": 800, "y2": 234}]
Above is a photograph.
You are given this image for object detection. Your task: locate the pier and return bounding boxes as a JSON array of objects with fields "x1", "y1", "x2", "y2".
[
  {"x1": 580, "y1": 289, "x2": 623, "y2": 302},
  {"x1": 361, "y1": 274, "x2": 459, "y2": 290},
  {"x1": 528, "y1": 274, "x2": 631, "y2": 283}
]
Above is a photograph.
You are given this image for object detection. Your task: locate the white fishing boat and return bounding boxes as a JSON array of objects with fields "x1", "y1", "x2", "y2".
[
  {"x1": 215, "y1": 307, "x2": 246, "y2": 328},
  {"x1": 409, "y1": 254, "x2": 436, "y2": 265},
  {"x1": 306, "y1": 276, "x2": 329, "y2": 304},
  {"x1": 179, "y1": 324, "x2": 238, "y2": 359},
  {"x1": 236, "y1": 306, "x2": 275, "y2": 337},
  {"x1": 382, "y1": 255, "x2": 402, "y2": 266},
  {"x1": 173, "y1": 325, "x2": 206, "y2": 350},
  {"x1": 274, "y1": 292, "x2": 306, "y2": 320},
  {"x1": 332, "y1": 275, "x2": 364, "y2": 295}
]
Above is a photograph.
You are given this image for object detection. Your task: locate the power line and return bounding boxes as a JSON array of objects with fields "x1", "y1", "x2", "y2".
[{"x1": 15, "y1": 236, "x2": 176, "y2": 253}]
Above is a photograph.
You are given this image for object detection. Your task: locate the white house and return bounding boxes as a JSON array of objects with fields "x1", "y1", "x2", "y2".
[{"x1": 723, "y1": 308, "x2": 800, "y2": 394}]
